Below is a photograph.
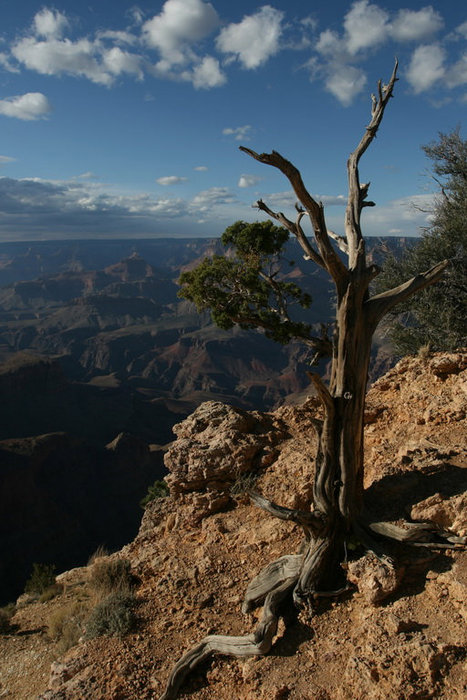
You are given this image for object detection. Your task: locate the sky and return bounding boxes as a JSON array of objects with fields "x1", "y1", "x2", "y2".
[{"x1": 0, "y1": 0, "x2": 466, "y2": 241}]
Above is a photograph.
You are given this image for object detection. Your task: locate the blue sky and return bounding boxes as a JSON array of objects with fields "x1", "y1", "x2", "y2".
[{"x1": 0, "y1": 0, "x2": 465, "y2": 240}]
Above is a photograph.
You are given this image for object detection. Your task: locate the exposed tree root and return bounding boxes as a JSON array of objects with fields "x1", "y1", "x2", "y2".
[
  {"x1": 368, "y1": 520, "x2": 467, "y2": 548},
  {"x1": 158, "y1": 555, "x2": 301, "y2": 700}
]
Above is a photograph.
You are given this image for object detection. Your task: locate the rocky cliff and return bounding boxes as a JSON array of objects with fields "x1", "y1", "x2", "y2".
[{"x1": 0, "y1": 351, "x2": 466, "y2": 700}]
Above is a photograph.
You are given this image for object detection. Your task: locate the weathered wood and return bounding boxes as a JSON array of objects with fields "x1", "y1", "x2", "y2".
[
  {"x1": 248, "y1": 491, "x2": 325, "y2": 537},
  {"x1": 158, "y1": 570, "x2": 298, "y2": 700}
]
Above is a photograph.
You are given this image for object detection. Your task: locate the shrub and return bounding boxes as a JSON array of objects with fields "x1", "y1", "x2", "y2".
[
  {"x1": 87, "y1": 545, "x2": 110, "y2": 565},
  {"x1": 24, "y1": 563, "x2": 56, "y2": 595},
  {"x1": 39, "y1": 583, "x2": 63, "y2": 603},
  {"x1": 85, "y1": 592, "x2": 136, "y2": 639},
  {"x1": 48, "y1": 602, "x2": 86, "y2": 653},
  {"x1": 88, "y1": 557, "x2": 134, "y2": 597},
  {"x1": 0, "y1": 604, "x2": 16, "y2": 634},
  {"x1": 140, "y1": 479, "x2": 170, "y2": 509}
]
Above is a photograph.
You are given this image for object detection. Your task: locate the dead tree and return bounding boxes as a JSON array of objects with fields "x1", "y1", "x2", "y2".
[{"x1": 158, "y1": 62, "x2": 453, "y2": 700}]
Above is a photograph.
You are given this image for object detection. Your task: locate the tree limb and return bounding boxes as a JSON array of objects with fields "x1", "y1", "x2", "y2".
[
  {"x1": 366, "y1": 259, "x2": 449, "y2": 324},
  {"x1": 248, "y1": 490, "x2": 325, "y2": 537},
  {"x1": 346, "y1": 60, "x2": 398, "y2": 269},
  {"x1": 240, "y1": 146, "x2": 348, "y2": 289}
]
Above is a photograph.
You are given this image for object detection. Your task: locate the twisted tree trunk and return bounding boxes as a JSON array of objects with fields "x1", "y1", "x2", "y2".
[{"x1": 158, "y1": 62, "x2": 451, "y2": 700}]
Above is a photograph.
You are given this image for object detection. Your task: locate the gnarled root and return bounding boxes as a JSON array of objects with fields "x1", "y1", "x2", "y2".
[{"x1": 158, "y1": 555, "x2": 301, "y2": 700}]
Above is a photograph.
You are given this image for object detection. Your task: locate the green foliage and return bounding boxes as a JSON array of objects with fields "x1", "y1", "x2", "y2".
[
  {"x1": 376, "y1": 129, "x2": 467, "y2": 354},
  {"x1": 0, "y1": 603, "x2": 16, "y2": 634},
  {"x1": 88, "y1": 557, "x2": 134, "y2": 596},
  {"x1": 24, "y1": 563, "x2": 56, "y2": 595},
  {"x1": 179, "y1": 220, "x2": 313, "y2": 345},
  {"x1": 140, "y1": 479, "x2": 170, "y2": 509},
  {"x1": 84, "y1": 592, "x2": 136, "y2": 639}
]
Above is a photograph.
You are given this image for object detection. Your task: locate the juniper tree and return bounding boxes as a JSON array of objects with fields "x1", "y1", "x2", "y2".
[{"x1": 159, "y1": 63, "x2": 455, "y2": 700}]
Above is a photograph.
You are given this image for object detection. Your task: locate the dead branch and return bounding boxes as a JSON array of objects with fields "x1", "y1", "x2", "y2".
[
  {"x1": 240, "y1": 147, "x2": 348, "y2": 289},
  {"x1": 346, "y1": 60, "x2": 398, "y2": 269},
  {"x1": 248, "y1": 490, "x2": 325, "y2": 537},
  {"x1": 366, "y1": 259, "x2": 449, "y2": 324}
]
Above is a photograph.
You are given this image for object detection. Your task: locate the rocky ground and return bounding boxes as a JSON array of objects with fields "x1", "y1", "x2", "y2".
[{"x1": 0, "y1": 351, "x2": 466, "y2": 700}]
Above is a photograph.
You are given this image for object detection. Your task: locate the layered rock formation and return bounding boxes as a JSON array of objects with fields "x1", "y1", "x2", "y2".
[{"x1": 0, "y1": 352, "x2": 466, "y2": 700}]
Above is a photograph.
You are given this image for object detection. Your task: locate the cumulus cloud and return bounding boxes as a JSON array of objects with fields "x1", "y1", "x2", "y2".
[
  {"x1": 390, "y1": 7, "x2": 444, "y2": 42},
  {"x1": 446, "y1": 54, "x2": 467, "y2": 88},
  {"x1": 143, "y1": 0, "x2": 219, "y2": 65},
  {"x1": 0, "y1": 92, "x2": 52, "y2": 120},
  {"x1": 324, "y1": 64, "x2": 367, "y2": 106},
  {"x1": 191, "y1": 55, "x2": 226, "y2": 88},
  {"x1": 216, "y1": 6, "x2": 284, "y2": 69},
  {"x1": 12, "y1": 35, "x2": 115, "y2": 86},
  {"x1": 223, "y1": 125, "x2": 252, "y2": 141},
  {"x1": 407, "y1": 44, "x2": 446, "y2": 93},
  {"x1": 344, "y1": 0, "x2": 389, "y2": 55},
  {"x1": 103, "y1": 46, "x2": 143, "y2": 78},
  {"x1": 238, "y1": 174, "x2": 262, "y2": 188},
  {"x1": 33, "y1": 8, "x2": 69, "y2": 39},
  {"x1": 156, "y1": 175, "x2": 188, "y2": 186}
]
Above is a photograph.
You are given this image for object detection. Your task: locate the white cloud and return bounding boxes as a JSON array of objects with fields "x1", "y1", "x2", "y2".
[
  {"x1": 143, "y1": 0, "x2": 219, "y2": 65},
  {"x1": 406, "y1": 44, "x2": 446, "y2": 93},
  {"x1": 33, "y1": 8, "x2": 69, "y2": 39},
  {"x1": 455, "y1": 21, "x2": 467, "y2": 40},
  {"x1": 238, "y1": 174, "x2": 262, "y2": 188},
  {"x1": 324, "y1": 64, "x2": 367, "y2": 106},
  {"x1": 0, "y1": 156, "x2": 16, "y2": 166},
  {"x1": 191, "y1": 55, "x2": 226, "y2": 88},
  {"x1": 446, "y1": 53, "x2": 467, "y2": 88},
  {"x1": 97, "y1": 30, "x2": 138, "y2": 45},
  {"x1": 360, "y1": 194, "x2": 434, "y2": 233},
  {"x1": 103, "y1": 46, "x2": 143, "y2": 78},
  {"x1": 216, "y1": 6, "x2": 284, "y2": 69},
  {"x1": 77, "y1": 172, "x2": 98, "y2": 179},
  {"x1": 156, "y1": 175, "x2": 188, "y2": 186},
  {"x1": 344, "y1": 0, "x2": 389, "y2": 55},
  {"x1": 191, "y1": 186, "x2": 235, "y2": 211},
  {"x1": 389, "y1": 7, "x2": 443, "y2": 42},
  {"x1": 194, "y1": 166, "x2": 208, "y2": 171},
  {"x1": 223, "y1": 125, "x2": 252, "y2": 141},
  {"x1": 0, "y1": 52, "x2": 19, "y2": 73},
  {"x1": 12, "y1": 36, "x2": 115, "y2": 86},
  {"x1": 0, "y1": 92, "x2": 52, "y2": 121},
  {"x1": 266, "y1": 190, "x2": 346, "y2": 208}
]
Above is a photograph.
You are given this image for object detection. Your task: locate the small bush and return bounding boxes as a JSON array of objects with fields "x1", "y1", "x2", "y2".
[
  {"x1": 24, "y1": 563, "x2": 56, "y2": 595},
  {"x1": 0, "y1": 604, "x2": 16, "y2": 634},
  {"x1": 87, "y1": 545, "x2": 110, "y2": 565},
  {"x1": 39, "y1": 583, "x2": 63, "y2": 603},
  {"x1": 85, "y1": 592, "x2": 136, "y2": 639},
  {"x1": 88, "y1": 557, "x2": 134, "y2": 597},
  {"x1": 230, "y1": 471, "x2": 258, "y2": 497},
  {"x1": 140, "y1": 479, "x2": 170, "y2": 509},
  {"x1": 48, "y1": 602, "x2": 86, "y2": 653}
]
